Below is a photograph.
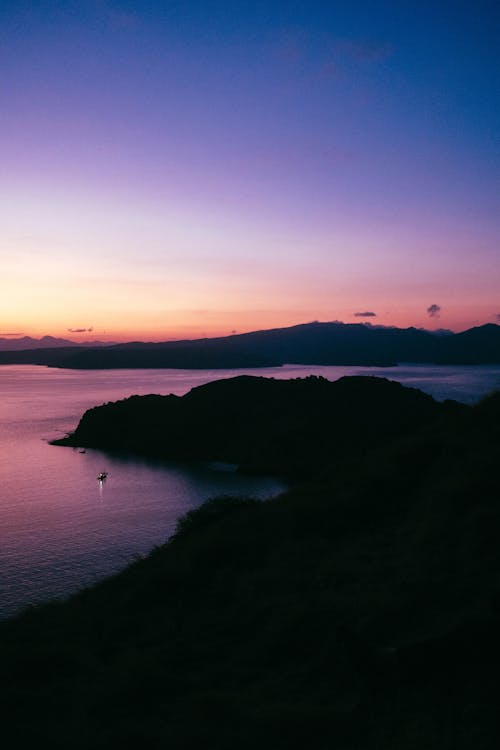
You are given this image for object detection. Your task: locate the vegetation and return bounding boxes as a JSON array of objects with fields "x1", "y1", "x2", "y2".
[
  {"x1": 3, "y1": 376, "x2": 500, "y2": 748},
  {"x1": 53, "y1": 374, "x2": 451, "y2": 479}
]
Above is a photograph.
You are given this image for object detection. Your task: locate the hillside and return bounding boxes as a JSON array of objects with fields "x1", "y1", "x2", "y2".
[
  {"x1": 53, "y1": 375, "x2": 453, "y2": 478},
  {"x1": 1, "y1": 321, "x2": 500, "y2": 368},
  {"x1": 3, "y1": 376, "x2": 500, "y2": 748}
]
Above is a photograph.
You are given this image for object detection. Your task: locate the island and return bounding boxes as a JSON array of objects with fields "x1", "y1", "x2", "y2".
[{"x1": 52, "y1": 374, "x2": 452, "y2": 477}]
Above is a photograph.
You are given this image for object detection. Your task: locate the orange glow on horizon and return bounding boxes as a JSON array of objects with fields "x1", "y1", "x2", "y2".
[{"x1": 8, "y1": 302, "x2": 499, "y2": 346}]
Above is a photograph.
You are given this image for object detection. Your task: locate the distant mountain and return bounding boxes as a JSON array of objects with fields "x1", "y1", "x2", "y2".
[
  {"x1": 0, "y1": 336, "x2": 115, "y2": 352},
  {"x1": 0, "y1": 335, "x2": 76, "y2": 351},
  {"x1": 433, "y1": 323, "x2": 500, "y2": 364},
  {"x1": 0, "y1": 322, "x2": 499, "y2": 368}
]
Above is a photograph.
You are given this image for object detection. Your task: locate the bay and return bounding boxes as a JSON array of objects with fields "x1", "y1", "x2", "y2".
[{"x1": 1, "y1": 362, "x2": 499, "y2": 619}]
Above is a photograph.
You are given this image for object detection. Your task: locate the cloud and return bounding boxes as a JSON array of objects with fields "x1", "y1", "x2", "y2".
[
  {"x1": 271, "y1": 30, "x2": 392, "y2": 83},
  {"x1": 334, "y1": 39, "x2": 393, "y2": 64},
  {"x1": 0, "y1": 332, "x2": 24, "y2": 337},
  {"x1": 68, "y1": 327, "x2": 94, "y2": 333},
  {"x1": 107, "y1": 9, "x2": 138, "y2": 29},
  {"x1": 95, "y1": 0, "x2": 138, "y2": 29},
  {"x1": 354, "y1": 311, "x2": 376, "y2": 318},
  {"x1": 271, "y1": 27, "x2": 310, "y2": 66},
  {"x1": 427, "y1": 304, "x2": 441, "y2": 318}
]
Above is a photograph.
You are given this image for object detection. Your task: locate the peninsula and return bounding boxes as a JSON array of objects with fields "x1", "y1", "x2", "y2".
[{"x1": 53, "y1": 374, "x2": 454, "y2": 477}]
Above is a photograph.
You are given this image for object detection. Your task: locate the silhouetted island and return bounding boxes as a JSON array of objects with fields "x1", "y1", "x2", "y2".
[
  {"x1": 3, "y1": 375, "x2": 500, "y2": 748},
  {"x1": 52, "y1": 375, "x2": 455, "y2": 477},
  {"x1": 1, "y1": 321, "x2": 500, "y2": 368}
]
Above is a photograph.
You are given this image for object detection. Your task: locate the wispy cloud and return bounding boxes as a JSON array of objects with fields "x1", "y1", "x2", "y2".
[
  {"x1": 271, "y1": 30, "x2": 393, "y2": 84},
  {"x1": 68, "y1": 327, "x2": 94, "y2": 333},
  {"x1": 0, "y1": 332, "x2": 24, "y2": 337},
  {"x1": 427, "y1": 304, "x2": 441, "y2": 318},
  {"x1": 95, "y1": 0, "x2": 139, "y2": 30},
  {"x1": 335, "y1": 39, "x2": 393, "y2": 63},
  {"x1": 354, "y1": 311, "x2": 376, "y2": 318}
]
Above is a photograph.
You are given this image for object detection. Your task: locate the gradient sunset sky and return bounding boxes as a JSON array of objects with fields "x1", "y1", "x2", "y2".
[{"x1": 2, "y1": 0, "x2": 499, "y2": 341}]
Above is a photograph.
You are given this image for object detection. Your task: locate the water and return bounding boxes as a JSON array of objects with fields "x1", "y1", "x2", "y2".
[{"x1": 1, "y1": 363, "x2": 499, "y2": 620}]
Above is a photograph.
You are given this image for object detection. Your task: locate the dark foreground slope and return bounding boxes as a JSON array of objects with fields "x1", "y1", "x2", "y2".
[{"x1": 3, "y1": 378, "x2": 500, "y2": 749}]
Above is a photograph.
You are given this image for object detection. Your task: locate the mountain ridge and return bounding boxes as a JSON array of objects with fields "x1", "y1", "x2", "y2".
[
  {"x1": 0, "y1": 335, "x2": 114, "y2": 351},
  {"x1": 0, "y1": 321, "x2": 498, "y2": 367}
]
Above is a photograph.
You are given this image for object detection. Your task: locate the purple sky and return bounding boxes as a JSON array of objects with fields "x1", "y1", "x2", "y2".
[{"x1": 1, "y1": 1, "x2": 499, "y2": 340}]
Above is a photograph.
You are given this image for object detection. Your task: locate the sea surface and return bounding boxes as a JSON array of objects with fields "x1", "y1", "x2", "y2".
[{"x1": 1, "y1": 362, "x2": 499, "y2": 620}]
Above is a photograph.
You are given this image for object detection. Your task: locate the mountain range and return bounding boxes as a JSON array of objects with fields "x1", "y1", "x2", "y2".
[
  {"x1": 0, "y1": 336, "x2": 113, "y2": 351},
  {"x1": 0, "y1": 321, "x2": 499, "y2": 368}
]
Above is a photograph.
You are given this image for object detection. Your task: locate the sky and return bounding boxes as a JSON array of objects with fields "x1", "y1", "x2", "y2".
[{"x1": 1, "y1": 0, "x2": 499, "y2": 341}]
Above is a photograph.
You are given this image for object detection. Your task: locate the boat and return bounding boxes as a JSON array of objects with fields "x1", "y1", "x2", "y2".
[{"x1": 97, "y1": 472, "x2": 108, "y2": 481}]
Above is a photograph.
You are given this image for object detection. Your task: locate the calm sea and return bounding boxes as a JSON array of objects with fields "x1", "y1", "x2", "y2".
[{"x1": 1, "y1": 363, "x2": 499, "y2": 619}]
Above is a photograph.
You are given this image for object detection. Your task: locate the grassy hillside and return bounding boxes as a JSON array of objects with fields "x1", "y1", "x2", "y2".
[{"x1": 3, "y1": 378, "x2": 500, "y2": 748}]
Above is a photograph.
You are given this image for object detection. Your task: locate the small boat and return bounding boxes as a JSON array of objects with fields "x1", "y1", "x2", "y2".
[
  {"x1": 97, "y1": 472, "x2": 108, "y2": 481},
  {"x1": 79, "y1": 449, "x2": 86, "y2": 454}
]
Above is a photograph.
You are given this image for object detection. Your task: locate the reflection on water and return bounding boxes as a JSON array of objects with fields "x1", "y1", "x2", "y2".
[{"x1": 0, "y1": 362, "x2": 499, "y2": 619}]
